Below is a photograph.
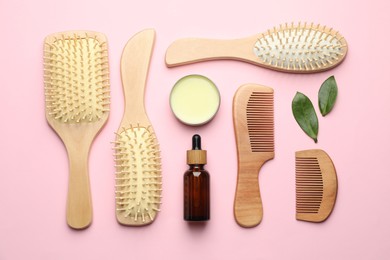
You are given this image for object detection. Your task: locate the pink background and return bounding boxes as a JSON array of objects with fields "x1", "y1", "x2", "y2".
[{"x1": 1, "y1": 0, "x2": 390, "y2": 259}]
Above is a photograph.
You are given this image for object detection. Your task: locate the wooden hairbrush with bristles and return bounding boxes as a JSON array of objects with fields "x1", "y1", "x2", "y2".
[
  {"x1": 44, "y1": 31, "x2": 110, "y2": 229},
  {"x1": 166, "y1": 22, "x2": 347, "y2": 73},
  {"x1": 296, "y1": 149, "x2": 338, "y2": 222},
  {"x1": 233, "y1": 84, "x2": 274, "y2": 227},
  {"x1": 113, "y1": 29, "x2": 162, "y2": 226}
]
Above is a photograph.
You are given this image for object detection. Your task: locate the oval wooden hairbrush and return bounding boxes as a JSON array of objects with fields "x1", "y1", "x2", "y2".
[
  {"x1": 44, "y1": 31, "x2": 110, "y2": 229},
  {"x1": 166, "y1": 22, "x2": 347, "y2": 73}
]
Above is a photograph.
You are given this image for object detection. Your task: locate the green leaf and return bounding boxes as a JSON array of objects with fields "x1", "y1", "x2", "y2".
[
  {"x1": 318, "y1": 76, "x2": 338, "y2": 116},
  {"x1": 292, "y1": 92, "x2": 319, "y2": 143}
]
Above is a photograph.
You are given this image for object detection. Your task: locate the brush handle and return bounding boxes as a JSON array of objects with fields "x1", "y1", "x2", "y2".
[
  {"x1": 234, "y1": 158, "x2": 266, "y2": 228},
  {"x1": 165, "y1": 36, "x2": 257, "y2": 67},
  {"x1": 65, "y1": 142, "x2": 92, "y2": 229},
  {"x1": 120, "y1": 29, "x2": 155, "y2": 124}
]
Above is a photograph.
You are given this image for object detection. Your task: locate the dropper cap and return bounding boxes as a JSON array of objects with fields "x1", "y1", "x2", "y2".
[{"x1": 187, "y1": 134, "x2": 207, "y2": 165}]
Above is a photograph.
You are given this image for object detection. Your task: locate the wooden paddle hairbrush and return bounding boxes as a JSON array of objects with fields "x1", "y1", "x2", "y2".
[
  {"x1": 166, "y1": 22, "x2": 347, "y2": 73},
  {"x1": 296, "y1": 149, "x2": 338, "y2": 222},
  {"x1": 233, "y1": 84, "x2": 274, "y2": 227},
  {"x1": 44, "y1": 31, "x2": 110, "y2": 229},
  {"x1": 113, "y1": 29, "x2": 162, "y2": 226}
]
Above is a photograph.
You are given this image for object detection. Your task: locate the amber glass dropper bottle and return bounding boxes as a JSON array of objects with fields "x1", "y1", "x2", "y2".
[{"x1": 184, "y1": 134, "x2": 210, "y2": 221}]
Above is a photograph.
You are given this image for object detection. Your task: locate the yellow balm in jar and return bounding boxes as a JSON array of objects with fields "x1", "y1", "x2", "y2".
[{"x1": 170, "y1": 75, "x2": 221, "y2": 126}]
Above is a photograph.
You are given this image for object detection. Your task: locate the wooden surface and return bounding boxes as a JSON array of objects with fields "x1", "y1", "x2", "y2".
[
  {"x1": 44, "y1": 31, "x2": 110, "y2": 229},
  {"x1": 233, "y1": 84, "x2": 274, "y2": 227},
  {"x1": 115, "y1": 29, "x2": 162, "y2": 226},
  {"x1": 165, "y1": 23, "x2": 348, "y2": 73},
  {"x1": 166, "y1": 36, "x2": 256, "y2": 67},
  {"x1": 120, "y1": 29, "x2": 155, "y2": 126},
  {"x1": 295, "y1": 149, "x2": 338, "y2": 222}
]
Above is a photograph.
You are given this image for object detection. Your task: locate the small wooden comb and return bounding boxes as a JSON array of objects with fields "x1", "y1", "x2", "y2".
[
  {"x1": 233, "y1": 84, "x2": 274, "y2": 227},
  {"x1": 296, "y1": 149, "x2": 338, "y2": 222}
]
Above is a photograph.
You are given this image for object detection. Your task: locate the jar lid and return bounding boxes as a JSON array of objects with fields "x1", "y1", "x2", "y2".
[{"x1": 170, "y1": 75, "x2": 220, "y2": 126}]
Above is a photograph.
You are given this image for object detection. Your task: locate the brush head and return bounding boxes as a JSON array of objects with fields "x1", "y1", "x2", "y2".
[
  {"x1": 114, "y1": 125, "x2": 162, "y2": 226},
  {"x1": 254, "y1": 22, "x2": 348, "y2": 72},
  {"x1": 44, "y1": 31, "x2": 110, "y2": 124},
  {"x1": 296, "y1": 149, "x2": 338, "y2": 222}
]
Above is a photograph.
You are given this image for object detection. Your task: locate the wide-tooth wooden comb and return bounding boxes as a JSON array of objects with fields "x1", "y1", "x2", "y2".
[
  {"x1": 166, "y1": 22, "x2": 347, "y2": 73},
  {"x1": 296, "y1": 149, "x2": 338, "y2": 222},
  {"x1": 113, "y1": 29, "x2": 162, "y2": 226},
  {"x1": 233, "y1": 84, "x2": 274, "y2": 227},
  {"x1": 44, "y1": 31, "x2": 110, "y2": 229}
]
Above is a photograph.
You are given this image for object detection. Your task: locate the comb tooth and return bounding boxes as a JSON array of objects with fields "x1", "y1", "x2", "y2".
[
  {"x1": 245, "y1": 91, "x2": 274, "y2": 153},
  {"x1": 296, "y1": 155, "x2": 323, "y2": 214}
]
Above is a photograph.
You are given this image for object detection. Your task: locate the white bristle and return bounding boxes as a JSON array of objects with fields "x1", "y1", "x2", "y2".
[
  {"x1": 254, "y1": 22, "x2": 347, "y2": 72},
  {"x1": 114, "y1": 125, "x2": 162, "y2": 223},
  {"x1": 44, "y1": 33, "x2": 110, "y2": 123}
]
